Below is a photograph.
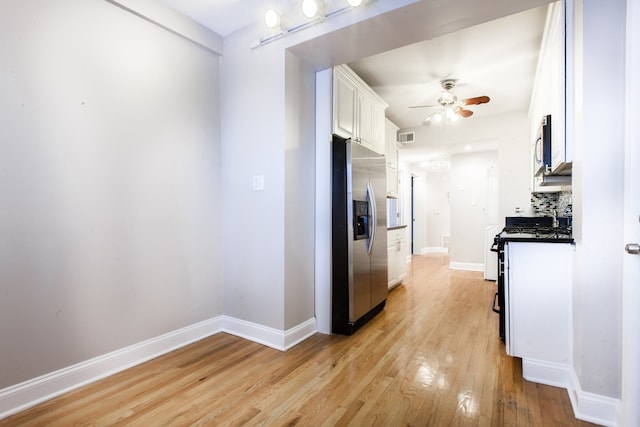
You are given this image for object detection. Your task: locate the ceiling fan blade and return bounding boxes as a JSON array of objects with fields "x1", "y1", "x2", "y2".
[
  {"x1": 456, "y1": 108, "x2": 474, "y2": 118},
  {"x1": 409, "y1": 104, "x2": 436, "y2": 109},
  {"x1": 463, "y1": 96, "x2": 490, "y2": 106}
]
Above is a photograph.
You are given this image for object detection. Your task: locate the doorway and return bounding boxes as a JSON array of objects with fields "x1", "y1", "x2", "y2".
[
  {"x1": 622, "y1": 0, "x2": 640, "y2": 424},
  {"x1": 411, "y1": 175, "x2": 416, "y2": 255}
]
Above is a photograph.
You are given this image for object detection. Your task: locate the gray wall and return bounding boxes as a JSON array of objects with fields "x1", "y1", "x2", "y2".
[
  {"x1": 0, "y1": 0, "x2": 223, "y2": 388},
  {"x1": 219, "y1": 23, "x2": 318, "y2": 331},
  {"x1": 424, "y1": 166, "x2": 451, "y2": 249},
  {"x1": 449, "y1": 150, "x2": 499, "y2": 264},
  {"x1": 284, "y1": 52, "x2": 317, "y2": 330},
  {"x1": 572, "y1": 0, "x2": 625, "y2": 398},
  {"x1": 220, "y1": 29, "x2": 287, "y2": 329},
  {"x1": 0, "y1": 0, "x2": 628, "y2": 411},
  {"x1": 400, "y1": 110, "x2": 530, "y2": 260}
]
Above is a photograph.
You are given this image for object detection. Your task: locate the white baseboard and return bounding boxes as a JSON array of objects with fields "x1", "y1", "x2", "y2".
[
  {"x1": 522, "y1": 358, "x2": 571, "y2": 389},
  {"x1": 568, "y1": 368, "x2": 621, "y2": 427},
  {"x1": 0, "y1": 316, "x2": 317, "y2": 421},
  {"x1": 521, "y1": 359, "x2": 621, "y2": 426},
  {"x1": 222, "y1": 316, "x2": 317, "y2": 351},
  {"x1": 421, "y1": 247, "x2": 449, "y2": 254},
  {"x1": 449, "y1": 261, "x2": 484, "y2": 272},
  {"x1": 0, "y1": 316, "x2": 224, "y2": 420}
]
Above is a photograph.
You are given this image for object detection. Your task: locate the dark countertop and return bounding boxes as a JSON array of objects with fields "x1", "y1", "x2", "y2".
[{"x1": 387, "y1": 225, "x2": 408, "y2": 231}]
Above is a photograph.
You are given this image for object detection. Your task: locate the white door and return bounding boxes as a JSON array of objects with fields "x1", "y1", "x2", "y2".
[{"x1": 621, "y1": 1, "x2": 640, "y2": 425}]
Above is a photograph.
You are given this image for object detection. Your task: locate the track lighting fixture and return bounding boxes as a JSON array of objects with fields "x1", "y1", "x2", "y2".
[{"x1": 256, "y1": 0, "x2": 374, "y2": 48}]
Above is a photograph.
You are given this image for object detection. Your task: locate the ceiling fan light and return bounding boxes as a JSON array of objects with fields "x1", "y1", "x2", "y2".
[
  {"x1": 346, "y1": 0, "x2": 364, "y2": 6},
  {"x1": 445, "y1": 108, "x2": 457, "y2": 121},
  {"x1": 433, "y1": 112, "x2": 443, "y2": 123}
]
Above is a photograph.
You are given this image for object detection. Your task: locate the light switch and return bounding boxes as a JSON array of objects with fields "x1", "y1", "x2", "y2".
[{"x1": 253, "y1": 175, "x2": 265, "y2": 191}]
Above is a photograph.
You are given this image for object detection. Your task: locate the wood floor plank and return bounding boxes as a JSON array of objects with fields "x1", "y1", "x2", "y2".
[{"x1": 0, "y1": 254, "x2": 597, "y2": 426}]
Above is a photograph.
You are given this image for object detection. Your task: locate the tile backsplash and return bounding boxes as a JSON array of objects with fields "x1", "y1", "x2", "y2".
[{"x1": 531, "y1": 191, "x2": 572, "y2": 216}]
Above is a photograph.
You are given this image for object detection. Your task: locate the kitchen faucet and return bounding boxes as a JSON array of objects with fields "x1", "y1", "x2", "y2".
[{"x1": 547, "y1": 209, "x2": 558, "y2": 228}]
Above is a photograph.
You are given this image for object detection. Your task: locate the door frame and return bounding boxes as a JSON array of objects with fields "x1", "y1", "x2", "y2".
[{"x1": 621, "y1": 0, "x2": 640, "y2": 424}]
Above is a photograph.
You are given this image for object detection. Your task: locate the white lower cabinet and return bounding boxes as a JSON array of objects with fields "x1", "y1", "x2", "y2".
[
  {"x1": 387, "y1": 227, "x2": 408, "y2": 289},
  {"x1": 505, "y1": 242, "x2": 573, "y2": 381}
]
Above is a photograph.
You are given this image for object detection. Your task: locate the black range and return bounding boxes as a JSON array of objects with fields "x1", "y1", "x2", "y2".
[{"x1": 490, "y1": 216, "x2": 574, "y2": 342}]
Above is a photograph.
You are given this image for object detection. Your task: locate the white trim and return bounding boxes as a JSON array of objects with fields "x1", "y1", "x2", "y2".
[
  {"x1": 568, "y1": 367, "x2": 621, "y2": 427},
  {"x1": 421, "y1": 247, "x2": 449, "y2": 254},
  {"x1": 222, "y1": 316, "x2": 317, "y2": 351},
  {"x1": 522, "y1": 358, "x2": 570, "y2": 389},
  {"x1": 315, "y1": 68, "x2": 333, "y2": 335},
  {"x1": 0, "y1": 316, "x2": 317, "y2": 421},
  {"x1": 521, "y1": 359, "x2": 621, "y2": 426},
  {"x1": 448, "y1": 261, "x2": 484, "y2": 272},
  {"x1": 103, "y1": 0, "x2": 223, "y2": 55},
  {"x1": 0, "y1": 317, "x2": 223, "y2": 420},
  {"x1": 621, "y1": 0, "x2": 640, "y2": 425}
]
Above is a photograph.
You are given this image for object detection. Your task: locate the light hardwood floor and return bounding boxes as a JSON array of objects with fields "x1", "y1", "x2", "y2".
[{"x1": 1, "y1": 254, "x2": 596, "y2": 426}]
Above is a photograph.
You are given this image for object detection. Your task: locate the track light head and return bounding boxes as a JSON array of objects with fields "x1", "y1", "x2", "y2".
[
  {"x1": 302, "y1": 0, "x2": 324, "y2": 19},
  {"x1": 264, "y1": 9, "x2": 280, "y2": 28}
]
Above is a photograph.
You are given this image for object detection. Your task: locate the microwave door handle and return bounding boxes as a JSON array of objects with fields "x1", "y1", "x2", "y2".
[
  {"x1": 366, "y1": 181, "x2": 375, "y2": 254},
  {"x1": 534, "y1": 136, "x2": 542, "y2": 164}
]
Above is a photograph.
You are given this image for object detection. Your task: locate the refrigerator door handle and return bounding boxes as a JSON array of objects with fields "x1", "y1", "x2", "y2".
[{"x1": 366, "y1": 181, "x2": 376, "y2": 254}]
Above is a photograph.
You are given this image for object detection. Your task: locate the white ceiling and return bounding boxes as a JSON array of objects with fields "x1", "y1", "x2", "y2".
[
  {"x1": 347, "y1": 6, "x2": 547, "y2": 130},
  {"x1": 155, "y1": 0, "x2": 549, "y2": 163},
  {"x1": 159, "y1": 0, "x2": 265, "y2": 38}
]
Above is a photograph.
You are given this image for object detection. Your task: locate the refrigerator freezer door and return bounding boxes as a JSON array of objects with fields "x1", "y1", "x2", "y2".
[
  {"x1": 332, "y1": 135, "x2": 388, "y2": 334},
  {"x1": 350, "y1": 143, "x2": 373, "y2": 322},
  {"x1": 368, "y1": 148, "x2": 388, "y2": 308}
]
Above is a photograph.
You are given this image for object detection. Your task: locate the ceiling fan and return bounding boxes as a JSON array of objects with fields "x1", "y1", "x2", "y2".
[{"x1": 410, "y1": 79, "x2": 490, "y2": 124}]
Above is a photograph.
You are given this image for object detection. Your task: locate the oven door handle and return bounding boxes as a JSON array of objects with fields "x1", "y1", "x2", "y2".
[{"x1": 492, "y1": 292, "x2": 500, "y2": 314}]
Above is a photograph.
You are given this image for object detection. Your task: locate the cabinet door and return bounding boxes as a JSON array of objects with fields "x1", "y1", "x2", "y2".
[
  {"x1": 371, "y1": 101, "x2": 386, "y2": 155},
  {"x1": 387, "y1": 242, "x2": 398, "y2": 287},
  {"x1": 385, "y1": 119, "x2": 399, "y2": 169},
  {"x1": 397, "y1": 238, "x2": 407, "y2": 278},
  {"x1": 357, "y1": 91, "x2": 386, "y2": 155},
  {"x1": 333, "y1": 68, "x2": 357, "y2": 139},
  {"x1": 386, "y1": 165, "x2": 398, "y2": 198},
  {"x1": 505, "y1": 242, "x2": 571, "y2": 362},
  {"x1": 358, "y1": 91, "x2": 374, "y2": 148}
]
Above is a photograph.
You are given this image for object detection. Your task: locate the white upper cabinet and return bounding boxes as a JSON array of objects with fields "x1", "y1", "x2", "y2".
[
  {"x1": 385, "y1": 119, "x2": 399, "y2": 198},
  {"x1": 385, "y1": 119, "x2": 399, "y2": 169},
  {"x1": 529, "y1": 1, "x2": 574, "y2": 191},
  {"x1": 333, "y1": 65, "x2": 388, "y2": 155},
  {"x1": 333, "y1": 67, "x2": 357, "y2": 139}
]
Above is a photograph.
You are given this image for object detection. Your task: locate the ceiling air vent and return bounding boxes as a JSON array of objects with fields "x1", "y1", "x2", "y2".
[{"x1": 398, "y1": 131, "x2": 415, "y2": 144}]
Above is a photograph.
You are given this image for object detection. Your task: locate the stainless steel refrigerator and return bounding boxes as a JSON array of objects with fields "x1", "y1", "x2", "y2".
[{"x1": 332, "y1": 135, "x2": 388, "y2": 335}]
